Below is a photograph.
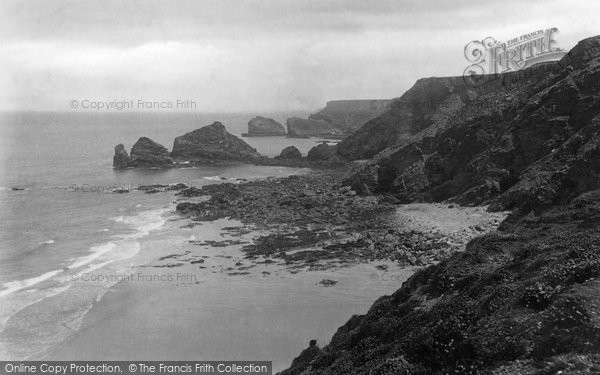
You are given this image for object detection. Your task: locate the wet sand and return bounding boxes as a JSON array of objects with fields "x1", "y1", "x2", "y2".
[
  {"x1": 40, "y1": 175, "x2": 507, "y2": 371},
  {"x1": 43, "y1": 218, "x2": 415, "y2": 372}
]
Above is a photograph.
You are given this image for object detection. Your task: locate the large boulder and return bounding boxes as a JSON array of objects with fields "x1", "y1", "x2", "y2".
[
  {"x1": 243, "y1": 116, "x2": 286, "y2": 136},
  {"x1": 307, "y1": 143, "x2": 336, "y2": 161},
  {"x1": 129, "y1": 137, "x2": 173, "y2": 167},
  {"x1": 113, "y1": 144, "x2": 131, "y2": 169},
  {"x1": 171, "y1": 121, "x2": 261, "y2": 162},
  {"x1": 277, "y1": 146, "x2": 302, "y2": 159},
  {"x1": 286, "y1": 117, "x2": 343, "y2": 138}
]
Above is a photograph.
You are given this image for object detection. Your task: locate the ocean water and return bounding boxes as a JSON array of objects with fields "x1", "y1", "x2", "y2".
[
  {"x1": 0, "y1": 112, "x2": 312, "y2": 353},
  {"x1": 0, "y1": 111, "x2": 411, "y2": 368}
]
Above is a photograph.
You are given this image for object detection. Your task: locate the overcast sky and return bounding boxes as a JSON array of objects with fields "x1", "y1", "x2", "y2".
[{"x1": 1, "y1": 0, "x2": 599, "y2": 112}]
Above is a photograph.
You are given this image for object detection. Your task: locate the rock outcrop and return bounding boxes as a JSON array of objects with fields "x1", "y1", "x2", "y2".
[
  {"x1": 286, "y1": 117, "x2": 343, "y2": 138},
  {"x1": 309, "y1": 99, "x2": 391, "y2": 133},
  {"x1": 307, "y1": 143, "x2": 336, "y2": 161},
  {"x1": 113, "y1": 144, "x2": 131, "y2": 169},
  {"x1": 336, "y1": 76, "x2": 470, "y2": 160},
  {"x1": 171, "y1": 122, "x2": 261, "y2": 162},
  {"x1": 288, "y1": 340, "x2": 322, "y2": 371},
  {"x1": 277, "y1": 146, "x2": 302, "y2": 159},
  {"x1": 242, "y1": 116, "x2": 286, "y2": 136},
  {"x1": 112, "y1": 138, "x2": 173, "y2": 169},
  {"x1": 283, "y1": 35, "x2": 600, "y2": 375},
  {"x1": 129, "y1": 137, "x2": 173, "y2": 167},
  {"x1": 343, "y1": 35, "x2": 600, "y2": 210}
]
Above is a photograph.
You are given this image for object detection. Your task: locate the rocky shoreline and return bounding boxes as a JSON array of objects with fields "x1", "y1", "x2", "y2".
[
  {"x1": 107, "y1": 33, "x2": 600, "y2": 375},
  {"x1": 174, "y1": 168, "x2": 506, "y2": 272},
  {"x1": 278, "y1": 36, "x2": 600, "y2": 374}
]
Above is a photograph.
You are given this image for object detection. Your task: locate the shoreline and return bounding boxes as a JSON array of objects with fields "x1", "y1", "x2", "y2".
[
  {"x1": 174, "y1": 168, "x2": 508, "y2": 270},
  {"x1": 6, "y1": 167, "x2": 507, "y2": 367}
]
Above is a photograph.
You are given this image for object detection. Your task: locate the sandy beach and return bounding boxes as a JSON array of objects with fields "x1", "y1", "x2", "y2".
[{"x1": 39, "y1": 172, "x2": 507, "y2": 372}]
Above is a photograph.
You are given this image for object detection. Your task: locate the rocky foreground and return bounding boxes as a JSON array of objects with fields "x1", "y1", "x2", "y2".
[{"x1": 175, "y1": 168, "x2": 504, "y2": 272}]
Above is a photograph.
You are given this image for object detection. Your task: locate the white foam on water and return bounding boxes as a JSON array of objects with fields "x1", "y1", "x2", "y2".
[
  {"x1": 204, "y1": 175, "x2": 226, "y2": 181},
  {"x1": 38, "y1": 240, "x2": 55, "y2": 245},
  {"x1": 0, "y1": 208, "x2": 170, "y2": 359},
  {"x1": 0, "y1": 284, "x2": 72, "y2": 331},
  {"x1": 67, "y1": 209, "x2": 167, "y2": 272},
  {"x1": 0, "y1": 270, "x2": 63, "y2": 298},
  {"x1": 67, "y1": 242, "x2": 117, "y2": 269},
  {"x1": 70, "y1": 260, "x2": 115, "y2": 280},
  {"x1": 111, "y1": 209, "x2": 168, "y2": 240}
]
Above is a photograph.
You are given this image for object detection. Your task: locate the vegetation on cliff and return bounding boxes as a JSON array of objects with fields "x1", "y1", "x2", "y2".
[{"x1": 282, "y1": 36, "x2": 600, "y2": 374}]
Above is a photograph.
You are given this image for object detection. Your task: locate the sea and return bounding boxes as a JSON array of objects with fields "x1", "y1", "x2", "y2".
[{"x1": 0, "y1": 111, "x2": 412, "y2": 370}]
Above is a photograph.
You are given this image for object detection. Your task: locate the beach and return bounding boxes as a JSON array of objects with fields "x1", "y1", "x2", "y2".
[{"x1": 38, "y1": 169, "x2": 505, "y2": 372}]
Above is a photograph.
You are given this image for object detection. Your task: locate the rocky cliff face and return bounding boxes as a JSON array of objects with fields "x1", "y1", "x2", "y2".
[
  {"x1": 344, "y1": 36, "x2": 600, "y2": 212},
  {"x1": 337, "y1": 76, "x2": 472, "y2": 160},
  {"x1": 282, "y1": 35, "x2": 600, "y2": 375},
  {"x1": 286, "y1": 117, "x2": 344, "y2": 138},
  {"x1": 243, "y1": 116, "x2": 286, "y2": 136},
  {"x1": 309, "y1": 99, "x2": 391, "y2": 133},
  {"x1": 171, "y1": 121, "x2": 261, "y2": 162}
]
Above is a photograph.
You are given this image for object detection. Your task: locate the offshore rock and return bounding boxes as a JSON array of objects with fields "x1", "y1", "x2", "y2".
[
  {"x1": 243, "y1": 116, "x2": 286, "y2": 136},
  {"x1": 171, "y1": 122, "x2": 261, "y2": 163},
  {"x1": 113, "y1": 144, "x2": 131, "y2": 169},
  {"x1": 129, "y1": 137, "x2": 173, "y2": 167}
]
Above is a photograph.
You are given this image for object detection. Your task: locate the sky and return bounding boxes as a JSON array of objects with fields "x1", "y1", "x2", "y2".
[{"x1": 1, "y1": 0, "x2": 599, "y2": 112}]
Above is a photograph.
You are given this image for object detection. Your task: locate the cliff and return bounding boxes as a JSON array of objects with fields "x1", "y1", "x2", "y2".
[
  {"x1": 344, "y1": 36, "x2": 600, "y2": 212},
  {"x1": 336, "y1": 77, "x2": 475, "y2": 160},
  {"x1": 286, "y1": 117, "x2": 344, "y2": 138},
  {"x1": 309, "y1": 99, "x2": 391, "y2": 133},
  {"x1": 282, "y1": 35, "x2": 600, "y2": 374}
]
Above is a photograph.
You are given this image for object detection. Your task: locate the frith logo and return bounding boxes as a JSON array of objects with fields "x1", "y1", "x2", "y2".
[{"x1": 463, "y1": 28, "x2": 567, "y2": 87}]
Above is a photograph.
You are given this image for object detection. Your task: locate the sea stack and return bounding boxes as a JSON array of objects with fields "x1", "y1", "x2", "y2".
[
  {"x1": 171, "y1": 121, "x2": 261, "y2": 162},
  {"x1": 113, "y1": 144, "x2": 132, "y2": 169},
  {"x1": 129, "y1": 137, "x2": 173, "y2": 167},
  {"x1": 243, "y1": 116, "x2": 286, "y2": 136}
]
